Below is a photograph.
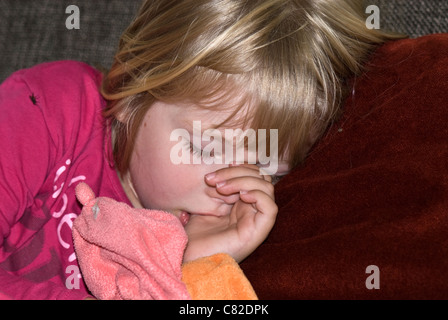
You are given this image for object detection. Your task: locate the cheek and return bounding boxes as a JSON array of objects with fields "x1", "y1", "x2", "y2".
[
  {"x1": 129, "y1": 123, "x2": 228, "y2": 209},
  {"x1": 159, "y1": 163, "x2": 199, "y2": 192},
  {"x1": 131, "y1": 153, "x2": 206, "y2": 208}
]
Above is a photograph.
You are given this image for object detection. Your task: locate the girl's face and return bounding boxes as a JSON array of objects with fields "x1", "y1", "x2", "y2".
[{"x1": 121, "y1": 100, "x2": 290, "y2": 224}]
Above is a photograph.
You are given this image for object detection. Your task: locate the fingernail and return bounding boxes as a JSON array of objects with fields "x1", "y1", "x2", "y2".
[
  {"x1": 216, "y1": 181, "x2": 226, "y2": 188},
  {"x1": 240, "y1": 190, "x2": 248, "y2": 195},
  {"x1": 205, "y1": 172, "x2": 216, "y2": 180}
]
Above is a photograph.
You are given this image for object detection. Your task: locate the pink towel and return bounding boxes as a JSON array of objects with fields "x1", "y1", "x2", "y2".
[{"x1": 72, "y1": 182, "x2": 191, "y2": 300}]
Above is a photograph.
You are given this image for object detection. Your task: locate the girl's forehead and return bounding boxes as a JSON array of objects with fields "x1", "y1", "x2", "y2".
[
  {"x1": 175, "y1": 98, "x2": 255, "y2": 132},
  {"x1": 164, "y1": 84, "x2": 255, "y2": 128},
  {"x1": 180, "y1": 108, "x2": 231, "y2": 128}
]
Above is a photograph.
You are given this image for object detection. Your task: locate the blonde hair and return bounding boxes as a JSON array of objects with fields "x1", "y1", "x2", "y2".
[{"x1": 101, "y1": 0, "x2": 405, "y2": 174}]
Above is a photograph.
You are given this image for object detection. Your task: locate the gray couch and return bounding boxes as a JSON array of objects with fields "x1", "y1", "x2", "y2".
[{"x1": 0, "y1": 1, "x2": 446, "y2": 82}]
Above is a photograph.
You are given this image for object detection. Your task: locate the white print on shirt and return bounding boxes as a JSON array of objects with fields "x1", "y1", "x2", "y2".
[{"x1": 51, "y1": 159, "x2": 86, "y2": 287}]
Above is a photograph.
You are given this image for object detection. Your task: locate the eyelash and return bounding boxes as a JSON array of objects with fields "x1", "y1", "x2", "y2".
[
  {"x1": 189, "y1": 142, "x2": 201, "y2": 157},
  {"x1": 183, "y1": 140, "x2": 213, "y2": 160}
]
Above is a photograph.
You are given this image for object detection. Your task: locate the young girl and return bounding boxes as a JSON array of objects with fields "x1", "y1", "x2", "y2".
[{"x1": 0, "y1": 0, "x2": 402, "y2": 299}]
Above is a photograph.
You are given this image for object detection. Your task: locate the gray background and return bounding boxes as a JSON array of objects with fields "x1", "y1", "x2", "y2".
[{"x1": 0, "y1": 0, "x2": 447, "y2": 83}]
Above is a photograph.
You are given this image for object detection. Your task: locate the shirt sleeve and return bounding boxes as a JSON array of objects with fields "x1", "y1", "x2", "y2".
[
  {"x1": 0, "y1": 71, "x2": 52, "y2": 247},
  {"x1": 0, "y1": 71, "x2": 89, "y2": 300}
]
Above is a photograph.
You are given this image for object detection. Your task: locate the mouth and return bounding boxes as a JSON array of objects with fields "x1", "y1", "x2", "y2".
[
  {"x1": 179, "y1": 211, "x2": 191, "y2": 227},
  {"x1": 176, "y1": 207, "x2": 231, "y2": 226}
]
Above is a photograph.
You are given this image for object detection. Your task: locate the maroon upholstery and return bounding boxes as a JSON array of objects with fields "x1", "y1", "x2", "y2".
[{"x1": 241, "y1": 34, "x2": 448, "y2": 299}]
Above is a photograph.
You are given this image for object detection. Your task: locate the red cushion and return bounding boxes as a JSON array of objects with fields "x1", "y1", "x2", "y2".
[{"x1": 241, "y1": 34, "x2": 448, "y2": 299}]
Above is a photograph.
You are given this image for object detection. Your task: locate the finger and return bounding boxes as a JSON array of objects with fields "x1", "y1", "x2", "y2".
[
  {"x1": 205, "y1": 164, "x2": 264, "y2": 186},
  {"x1": 215, "y1": 176, "x2": 275, "y2": 200},
  {"x1": 239, "y1": 190, "x2": 278, "y2": 230},
  {"x1": 204, "y1": 186, "x2": 241, "y2": 205}
]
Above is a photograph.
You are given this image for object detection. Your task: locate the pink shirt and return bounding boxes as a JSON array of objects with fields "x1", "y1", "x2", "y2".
[{"x1": 0, "y1": 61, "x2": 131, "y2": 299}]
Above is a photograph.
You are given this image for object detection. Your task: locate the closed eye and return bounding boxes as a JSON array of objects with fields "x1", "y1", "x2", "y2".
[{"x1": 183, "y1": 140, "x2": 214, "y2": 161}]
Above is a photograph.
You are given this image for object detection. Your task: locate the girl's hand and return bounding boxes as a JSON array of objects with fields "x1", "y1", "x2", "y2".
[{"x1": 183, "y1": 164, "x2": 277, "y2": 263}]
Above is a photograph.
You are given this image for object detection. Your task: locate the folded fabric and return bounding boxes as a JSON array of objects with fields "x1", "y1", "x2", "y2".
[
  {"x1": 73, "y1": 182, "x2": 258, "y2": 300},
  {"x1": 73, "y1": 182, "x2": 190, "y2": 300}
]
